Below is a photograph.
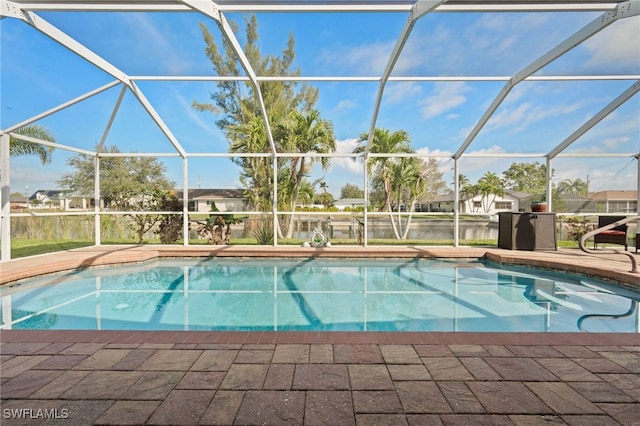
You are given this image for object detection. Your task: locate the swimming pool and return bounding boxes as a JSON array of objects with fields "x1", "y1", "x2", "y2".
[{"x1": 1, "y1": 258, "x2": 638, "y2": 333}]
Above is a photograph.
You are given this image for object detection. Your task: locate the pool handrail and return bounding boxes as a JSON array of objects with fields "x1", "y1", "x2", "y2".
[{"x1": 579, "y1": 215, "x2": 638, "y2": 273}]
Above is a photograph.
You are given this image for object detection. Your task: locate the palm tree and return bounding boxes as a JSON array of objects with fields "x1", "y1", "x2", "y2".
[
  {"x1": 276, "y1": 109, "x2": 335, "y2": 238},
  {"x1": 353, "y1": 128, "x2": 413, "y2": 238},
  {"x1": 228, "y1": 116, "x2": 273, "y2": 211},
  {"x1": 557, "y1": 178, "x2": 588, "y2": 197},
  {"x1": 9, "y1": 125, "x2": 56, "y2": 164},
  {"x1": 476, "y1": 172, "x2": 505, "y2": 213}
]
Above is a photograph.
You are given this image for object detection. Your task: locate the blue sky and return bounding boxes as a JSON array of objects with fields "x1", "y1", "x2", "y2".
[{"x1": 2, "y1": 5, "x2": 639, "y2": 198}]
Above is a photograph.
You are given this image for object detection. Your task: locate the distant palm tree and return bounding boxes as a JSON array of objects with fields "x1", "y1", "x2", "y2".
[
  {"x1": 354, "y1": 128, "x2": 414, "y2": 239},
  {"x1": 9, "y1": 125, "x2": 56, "y2": 164},
  {"x1": 557, "y1": 178, "x2": 588, "y2": 197},
  {"x1": 476, "y1": 172, "x2": 505, "y2": 213}
]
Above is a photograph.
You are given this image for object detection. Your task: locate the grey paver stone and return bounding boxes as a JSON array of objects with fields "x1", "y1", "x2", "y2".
[
  {"x1": 220, "y1": 363, "x2": 268, "y2": 389},
  {"x1": 0, "y1": 369, "x2": 63, "y2": 398},
  {"x1": 568, "y1": 381, "x2": 635, "y2": 403},
  {"x1": 357, "y1": 414, "x2": 409, "y2": 425},
  {"x1": 561, "y1": 415, "x2": 620, "y2": 426},
  {"x1": 61, "y1": 343, "x2": 107, "y2": 355},
  {"x1": 293, "y1": 364, "x2": 350, "y2": 390},
  {"x1": 61, "y1": 371, "x2": 142, "y2": 399},
  {"x1": 438, "y1": 381, "x2": 485, "y2": 414},
  {"x1": 414, "y1": 345, "x2": 454, "y2": 358},
  {"x1": 94, "y1": 400, "x2": 161, "y2": 425},
  {"x1": 395, "y1": 381, "x2": 452, "y2": 414},
  {"x1": 263, "y1": 363, "x2": 295, "y2": 390},
  {"x1": 234, "y1": 349, "x2": 273, "y2": 364},
  {"x1": 310, "y1": 344, "x2": 334, "y2": 363},
  {"x1": 191, "y1": 349, "x2": 237, "y2": 371},
  {"x1": 509, "y1": 414, "x2": 566, "y2": 425},
  {"x1": 535, "y1": 358, "x2": 600, "y2": 381},
  {"x1": 176, "y1": 371, "x2": 225, "y2": 390},
  {"x1": 111, "y1": 349, "x2": 156, "y2": 370},
  {"x1": 599, "y1": 351, "x2": 640, "y2": 373},
  {"x1": 485, "y1": 357, "x2": 557, "y2": 381},
  {"x1": 36, "y1": 355, "x2": 86, "y2": 370},
  {"x1": 147, "y1": 389, "x2": 215, "y2": 425},
  {"x1": 349, "y1": 364, "x2": 394, "y2": 390},
  {"x1": 30, "y1": 370, "x2": 91, "y2": 399},
  {"x1": 0, "y1": 356, "x2": 50, "y2": 378},
  {"x1": 234, "y1": 390, "x2": 305, "y2": 425},
  {"x1": 467, "y1": 382, "x2": 552, "y2": 414},
  {"x1": 380, "y1": 345, "x2": 422, "y2": 364},
  {"x1": 334, "y1": 345, "x2": 384, "y2": 363},
  {"x1": 596, "y1": 403, "x2": 640, "y2": 426},
  {"x1": 422, "y1": 357, "x2": 474, "y2": 381},
  {"x1": 305, "y1": 390, "x2": 355, "y2": 425},
  {"x1": 459, "y1": 357, "x2": 502, "y2": 380},
  {"x1": 123, "y1": 371, "x2": 184, "y2": 400},
  {"x1": 387, "y1": 364, "x2": 431, "y2": 381},
  {"x1": 140, "y1": 349, "x2": 202, "y2": 371},
  {"x1": 199, "y1": 390, "x2": 244, "y2": 425},
  {"x1": 448, "y1": 344, "x2": 489, "y2": 357},
  {"x1": 506, "y1": 346, "x2": 564, "y2": 358},
  {"x1": 74, "y1": 349, "x2": 131, "y2": 370},
  {"x1": 352, "y1": 390, "x2": 403, "y2": 414},
  {"x1": 525, "y1": 382, "x2": 602, "y2": 415},
  {"x1": 439, "y1": 414, "x2": 514, "y2": 425},
  {"x1": 272, "y1": 344, "x2": 309, "y2": 363},
  {"x1": 0, "y1": 342, "x2": 50, "y2": 355}
]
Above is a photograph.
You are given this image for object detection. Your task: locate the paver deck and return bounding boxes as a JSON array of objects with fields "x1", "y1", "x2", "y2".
[{"x1": 1, "y1": 246, "x2": 639, "y2": 424}]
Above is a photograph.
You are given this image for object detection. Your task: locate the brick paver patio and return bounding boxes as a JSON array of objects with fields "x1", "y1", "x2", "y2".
[{"x1": 1, "y1": 330, "x2": 640, "y2": 425}]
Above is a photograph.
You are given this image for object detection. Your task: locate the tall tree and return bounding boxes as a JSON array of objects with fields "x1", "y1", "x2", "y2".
[
  {"x1": 194, "y1": 15, "x2": 320, "y2": 215},
  {"x1": 9, "y1": 125, "x2": 55, "y2": 164},
  {"x1": 58, "y1": 145, "x2": 174, "y2": 210},
  {"x1": 276, "y1": 109, "x2": 335, "y2": 238},
  {"x1": 340, "y1": 183, "x2": 364, "y2": 199},
  {"x1": 502, "y1": 161, "x2": 550, "y2": 201}
]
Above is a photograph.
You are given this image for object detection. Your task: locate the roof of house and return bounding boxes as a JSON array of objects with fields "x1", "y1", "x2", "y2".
[
  {"x1": 589, "y1": 190, "x2": 637, "y2": 201},
  {"x1": 175, "y1": 189, "x2": 245, "y2": 199},
  {"x1": 29, "y1": 190, "x2": 64, "y2": 201}
]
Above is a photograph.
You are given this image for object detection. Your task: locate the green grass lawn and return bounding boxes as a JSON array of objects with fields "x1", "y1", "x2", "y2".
[{"x1": 2, "y1": 237, "x2": 582, "y2": 259}]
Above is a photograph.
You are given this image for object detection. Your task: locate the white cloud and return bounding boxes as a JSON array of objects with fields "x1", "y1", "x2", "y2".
[
  {"x1": 583, "y1": 17, "x2": 640, "y2": 70},
  {"x1": 329, "y1": 138, "x2": 363, "y2": 174},
  {"x1": 420, "y1": 82, "x2": 470, "y2": 119},
  {"x1": 318, "y1": 41, "x2": 394, "y2": 75},
  {"x1": 383, "y1": 82, "x2": 423, "y2": 105},
  {"x1": 334, "y1": 99, "x2": 356, "y2": 112}
]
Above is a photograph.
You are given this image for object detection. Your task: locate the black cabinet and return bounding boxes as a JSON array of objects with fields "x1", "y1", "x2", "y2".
[{"x1": 498, "y1": 212, "x2": 557, "y2": 251}]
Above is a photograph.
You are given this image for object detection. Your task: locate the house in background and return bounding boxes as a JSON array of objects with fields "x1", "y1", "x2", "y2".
[
  {"x1": 176, "y1": 189, "x2": 249, "y2": 212},
  {"x1": 28, "y1": 190, "x2": 92, "y2": 210},
  {"x1": 334, "y1": 198, "x2": 365, "y2": 211},
  {"x1": 589, "y1": 190, "x2": 637, "y2": 213},
  {"x1": 419, "y1": 190, "x2": 530, "y2": 214}
]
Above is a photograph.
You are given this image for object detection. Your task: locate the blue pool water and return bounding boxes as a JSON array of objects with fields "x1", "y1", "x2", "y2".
[{"x1": 1, "y1": 258, "x2": 638, "y2": 333}]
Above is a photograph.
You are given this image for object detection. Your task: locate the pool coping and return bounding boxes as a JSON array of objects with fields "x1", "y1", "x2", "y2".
[{"x1": 1, "y1": 245, "x2": 638, "y2": 287}]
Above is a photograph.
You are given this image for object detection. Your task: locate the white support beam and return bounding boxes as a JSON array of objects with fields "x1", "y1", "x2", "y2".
[
  {"x1": 7, "y1": 133, "x2": 95, "y2": 156},
  {"x1": 4, "y1": 5, "x2": 131, "y2": 84},
  {"x1": 97, "y1": 85, "x2": 128, "y2": 152},
  {"x1": 4, "y1": 1, "x2": 620, "y2": 13},
  {"x1": 3, "y1": 81, "x2": 120, "y2": 134},
  {"x1": 547, "y1": 80, "x2": 640, "y2": 159},
  {"x1": 454, "y1": 0, "x2": 639, "y2": 159},
  {"x1": 365, "y1": 0, "x2": 445, "y2": 155},
  {"x1": 128, "y1": 81, "x2": 188, "y2": 158},
  {"x1": 0, "y1": 134, "x2": 11, "y2": 261},
  {"x1": 181, "y1": 0, "x2": 278, "y2": 156}
]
